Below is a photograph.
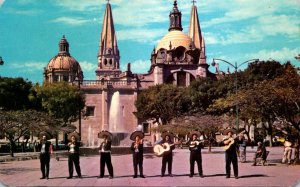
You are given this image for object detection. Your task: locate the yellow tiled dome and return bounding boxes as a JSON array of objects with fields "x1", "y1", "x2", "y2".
[{"x1": 156, "y1": 30, "x2": 193, "y2": 52}]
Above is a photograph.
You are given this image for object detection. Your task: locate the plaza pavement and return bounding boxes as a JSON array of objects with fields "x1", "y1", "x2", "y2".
[{"x1": 0, "y1": 146, "x2": 300, "y2": 186}]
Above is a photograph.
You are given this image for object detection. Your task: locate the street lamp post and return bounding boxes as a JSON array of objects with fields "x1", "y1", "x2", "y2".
[
  {"x1": 212, "y1": 58, "x2": 259, "y2": 131},
  {"x1": 0, "y1": 56, "x2": 4, "y2": 66},
  {"x1": 75, "y1": 75, "x2": 82, "y2": 142}
]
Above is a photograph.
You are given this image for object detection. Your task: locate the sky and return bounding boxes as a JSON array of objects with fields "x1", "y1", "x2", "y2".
[{"x1": 0, "y1": 0, "x2": 299, "y2": 84}]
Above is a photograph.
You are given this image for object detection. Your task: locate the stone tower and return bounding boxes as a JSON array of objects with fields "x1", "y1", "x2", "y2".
[
  {"x1": 188, "y1": 2, "x2": 208, "y2": 77},
  {"x1": 96, "y1": 1, "x2": 121, "y2": 80}
]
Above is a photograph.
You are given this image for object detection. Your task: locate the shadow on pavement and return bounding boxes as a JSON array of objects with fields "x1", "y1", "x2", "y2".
[
  {"x1": 0, "y1": 168, "x2": 38, "y2": 175},
  {"x1": 144, "y1": 154, "x2": 156, "y2": 159},
  {"x1": 204, "y1": 173, "x2": 227, "y2": 177},
  {"x1": 145, "y1": 174, "x2": 190, "y2": 178},
  {"x1": 239, "y1": 174, "x2": 269, "y2": 178},
  {"x1": 50, "y1": 175, "x2": 98, "y2": 179},
  {"x1": 48, "y1": 176, "x2": 69, "y2": 179}
]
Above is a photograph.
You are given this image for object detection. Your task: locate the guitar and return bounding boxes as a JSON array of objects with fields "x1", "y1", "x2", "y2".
[
  {"x1": 189, "y1": 140, "x2": 207, "y2": 148},
  {"x1": 223, "y1": 130, "x2": 245, "y2": 151},
  {"x1": 153, "y1": 140, "x2": 182, "y2": 157},
  {"x1": 223, "y1": 138, "x2": 235, "y2": 151}
]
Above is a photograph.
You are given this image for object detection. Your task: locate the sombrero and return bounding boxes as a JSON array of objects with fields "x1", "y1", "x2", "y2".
[
  {"x1": 161, "y1": 131, "x2": 174, "y2": 140},
  {"x1": 222, "y1": 128, "x2": 236, "y2": 135},
  {"x1": 189, "y1": 130, "x2": 201, "y2": 139},
  {"x1": 130, "y1": 131, "x2": 144, "y2": 141},
  {"x1": 98, "y1": 130, "x2": 112, "y2": 139},
  {"x1": 39, "y1": 131, "x2": 51, "y2": 140},
  {"x1": 67, "y1": 131, "x2": 80, "y2": 141}
]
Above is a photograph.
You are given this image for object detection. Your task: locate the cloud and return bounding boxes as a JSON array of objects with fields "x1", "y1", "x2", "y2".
[
  {"x1": 245, "y1": 47, "x2": 300, "y2": 63},
  {"x1": 52, "y1": 0, "x2": 191, "y2": 27},
  {"x1": 0, "y1": 0, "x2": 4, "y2": 7},
  {"x1": 4, "y1": 7, "x2": 41, "y2": 15},
  {"x1": 120, "y1": 59, "x2": 150, "y2": 73},
  {"x1": 117, "y1": 28, "x2": 166, "y2": 44},
  {"x1": 79, "y1": 61, "x2": 97, "y2": 72},
  {"x1": 50, "y1": 17, "x2": 91, "y2": 26},
  {"x1": 54, "y1": 0, "x2": 103, "y2": 11},
  {"x1": 10, "y1": 61, "x2": 46, "y2": 72},
  {"x1": 258, "y1": 15, "x2": 300, "y2": 38},
  {"x1": 201, "y1": 1, "x2": 300, "y2": 46},
  {"x1": 204, "y1": 13, "x2": 300, "y2": 46}
]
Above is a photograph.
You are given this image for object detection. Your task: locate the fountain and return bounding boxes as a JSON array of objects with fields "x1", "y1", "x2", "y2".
[
  {"x1": 108, "y1": 91, "x2": 129, "y2": 146},
  {"x1": 88, "y1": 124, "x2": 91, "y2": 146},
  {"x1": 87, "y1": 124, "x2": 96, "y2": 147}
]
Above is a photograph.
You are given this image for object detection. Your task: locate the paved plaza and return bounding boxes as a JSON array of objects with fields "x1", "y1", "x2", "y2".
[{"x1": 0, "y1": 146, "x2": 300, "y2": 186}]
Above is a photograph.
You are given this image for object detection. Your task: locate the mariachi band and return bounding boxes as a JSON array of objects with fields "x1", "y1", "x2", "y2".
[{"x1": 38, "y1": 127, "x2": 242, "y2": 179}]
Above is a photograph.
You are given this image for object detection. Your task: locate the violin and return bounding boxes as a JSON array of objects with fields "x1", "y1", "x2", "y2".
[{"x1": 134, "y1": 139, "x2": 143, "y2": 148}]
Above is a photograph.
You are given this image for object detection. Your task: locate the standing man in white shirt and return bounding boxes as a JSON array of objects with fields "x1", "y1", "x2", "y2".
[{"x1": 38, "y1": 131, "x2": 53, "y2": 179}]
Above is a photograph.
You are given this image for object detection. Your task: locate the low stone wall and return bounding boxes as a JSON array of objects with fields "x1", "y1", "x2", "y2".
[
  {"x1": 0, "y1": 147, "x2": 155, "y2": 162},
  {"x1": 80, "y1": 146, "x2": 154, "y2": 156},
  {"x1": 0, "y1": 151, "x2": 68, "y2": 162}
]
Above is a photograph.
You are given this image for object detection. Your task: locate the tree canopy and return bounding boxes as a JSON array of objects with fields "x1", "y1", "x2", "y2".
[{"x1": 37, "y1": 82, "x2": 85, "y2": 125}]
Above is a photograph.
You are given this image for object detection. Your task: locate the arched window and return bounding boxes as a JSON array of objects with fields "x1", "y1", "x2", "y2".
[
  {"x1": 104, "y1": 59, "x2": 108, "y2": 65},
  {"x1": 174, "y1": 46, "x2": 186, "y2": 61}
]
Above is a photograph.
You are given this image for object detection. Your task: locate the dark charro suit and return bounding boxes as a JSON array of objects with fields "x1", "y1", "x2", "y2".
[
  {"x1": 68, "y1": 142, "x2": 82, "y2": 178},
  {"x1": 160, "y1": 140, "x2": 175, "y2": 176},
  {"x1": 188, "y1": 140, "x2": 203, "y2": 177},
  {"x1": 99, "y1": 141, "x2": 114, "y2": 178},
  {"x1": 38, "y1": 140, "x2": 51, "y2": 178},
  {"x1": 130, "y1": 141, "x2": 144, "y2": 177}
]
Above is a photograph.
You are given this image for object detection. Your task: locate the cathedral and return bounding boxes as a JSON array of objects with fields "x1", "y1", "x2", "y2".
[{"x1": 44, "y1": 0, "x2": 217, "y2": 146}]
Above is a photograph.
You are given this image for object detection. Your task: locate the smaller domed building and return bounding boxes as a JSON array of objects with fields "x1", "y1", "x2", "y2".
[{"x1": 44, "y1": 35, "x2": 83, "y2": 83}]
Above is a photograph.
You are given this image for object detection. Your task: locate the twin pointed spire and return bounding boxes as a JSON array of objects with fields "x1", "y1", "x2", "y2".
[
  {"x1": 188, "y1": 3, "x2": 203, "y2": 50},
  {"x1": 188, "y1": 1, "x2": 206, "y2": 63},
  {"x1": 97, "y1": 0, "x2": 120, "y2": 75}
]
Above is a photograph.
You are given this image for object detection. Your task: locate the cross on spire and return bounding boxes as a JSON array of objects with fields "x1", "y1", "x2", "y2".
[
  {"x1": 106, "y1": 0, "x2": 110, "y2": 3},
  {"x1": 191, "y1": 0, "x2": 196, "y2": 5}
]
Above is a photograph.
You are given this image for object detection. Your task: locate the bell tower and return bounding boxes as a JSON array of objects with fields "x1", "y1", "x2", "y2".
[
  {"x1": 96, "y1": 0, "x2": 121, "y2": 79},
  {"x1": 169, "y1": 0, "x2": 183, "y2": 31}
]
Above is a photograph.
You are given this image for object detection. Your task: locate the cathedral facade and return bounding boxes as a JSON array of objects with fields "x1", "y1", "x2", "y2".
[{"x1": 44, "y1": 0, "x2": 217, "y2": 146}]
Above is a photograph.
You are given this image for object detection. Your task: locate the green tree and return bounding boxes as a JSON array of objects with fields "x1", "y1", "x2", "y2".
[
  {"x1": 0, "y1": 110, "x2": 62, "y2": 157},
  {"x1": 152, "y1": 114, "x2": 225, "y2": 152},
  {"x1": 0, "y1": 77, "x2": 33, "y2": 110},
  {"x1": 37, "y1": 82, "x2": 85, "y2": 144},
  {"x1": 135, "y1": 84, "x2": 189, "y2": 124},
  {"x1": 211, "y1": 62, "x2": 299, "y2": 149},
  {"x1": 37, "y1": 82, "x2": 85, "y2": 125}
]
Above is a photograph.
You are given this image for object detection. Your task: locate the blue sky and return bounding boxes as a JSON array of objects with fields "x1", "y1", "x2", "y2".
[{"x1": 0, "y1": 0, "x2": 299, "y2": 84}]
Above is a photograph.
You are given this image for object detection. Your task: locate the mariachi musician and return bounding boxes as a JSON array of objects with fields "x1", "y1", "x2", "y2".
[
  {"x1": 187, "y1": 130, "x2": 204, "y2": 178},
  {"x1": 98, "y1": 130, "x2": 114, "y2": 179},
  {"x1": 222, "y1": 128, "x2": 239, "y2": 179},
  {"x1": 38, "y1": 131, "x2": 53, "y2": 180},
  {"x1": 67, "y1": 132, "x2": 82, "y2": 179},
  {"x1": 130, "y1": 131, "x2": 145, "y2": 178},
  {"x1": 157, "y1": 131, "x2": 175, "y2": 177}
]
